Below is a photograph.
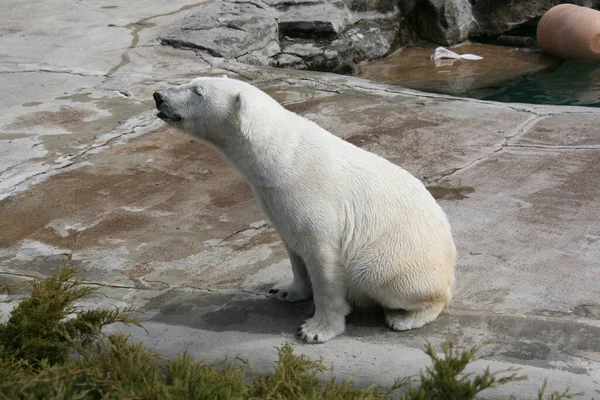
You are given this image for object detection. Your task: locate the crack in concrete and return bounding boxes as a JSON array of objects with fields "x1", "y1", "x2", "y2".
[
  {"x1": 0, "y1": 148, "x2": 45, "y2": 177},
  {"x1": 505, "y1": 144, "x2": 600, "y2": 151},
  {"x1": 0, "y1": 67, "x2": 142, "y2": 105},
  {"x1": 276, "y1": 77, "x2": 342, "y2": 94},
  {"x1": 0, "y1": 271, "x2": 159, "y2": 291},
  {"x1": 0, "y1": 68, "x2": 105, "y2": 78},
  {"x1": 446, "y1": 308, "x2": 600, "y2": 329},
  {"x1": 106, "y1": 1, "x2": 210, "y2": 76},
  {"x1": 502, "y1": 114, "x2": 546, "y2": 144},
  {"x1": 0, "y1": 161, "x2": 75, "y2": 200},
  {"x1": 0, "y1": 116, "x2": 157, "y2": 201},
  {"x1": 195, "y1": 286, "x2": 265, "y2": 297},
  {"x1": 218, "y1": 222, "x2": 269, "y2": 244},
  {"x1": 425, "y1": 114, "x2": 545, "y2": 184},
  {"x1": 73, "y1": 116, "x2": 158, "y2": 161},
  {"x1": 81, "y1": 281, "x2": 139, "y2": 290},
  {"x1": 194, "y1": 53, "x2": 256, "y2": 80},
  {"x1": 88, "y1": 279, "x2": 171, "y2": 291},
  {"x1": 0, "y1": 271, "x2": 44, "y2": 282},
  {"x1": 0, "y1": 271, "x2": 265, "y2": 297},
  {"x1": 68, "y1": 0, "x2": 113, "y2": 17}
]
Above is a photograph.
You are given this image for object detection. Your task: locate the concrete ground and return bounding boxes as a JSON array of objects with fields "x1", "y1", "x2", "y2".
[{"x1": 1, "y1": 0, "x2": 599, "y2": 398}]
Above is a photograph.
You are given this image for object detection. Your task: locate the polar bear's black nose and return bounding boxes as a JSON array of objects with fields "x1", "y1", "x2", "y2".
[{"x1": 153, "y1": 92, "x2": 164, "y2": 108}]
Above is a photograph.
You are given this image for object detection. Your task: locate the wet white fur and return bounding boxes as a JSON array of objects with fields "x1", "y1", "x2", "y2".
[{"x1": 155, "y1": 77, "x2": 456, "y2": 343}]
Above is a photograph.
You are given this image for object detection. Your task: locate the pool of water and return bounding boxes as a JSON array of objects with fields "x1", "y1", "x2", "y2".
[
  {"x1": 357, "y1": 44, "x2": 600, "y2": 108},
  {"x1": 472, "y1": 61, "x2": 600, "y2": 107}
]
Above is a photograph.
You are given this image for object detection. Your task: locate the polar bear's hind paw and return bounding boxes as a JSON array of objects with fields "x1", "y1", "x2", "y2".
[{"x1": 385, "y1": 302, "x2": 445, "y2": 331}]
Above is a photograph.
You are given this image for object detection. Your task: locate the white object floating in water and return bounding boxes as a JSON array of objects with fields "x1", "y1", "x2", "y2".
[
  {"x1": 460, "y1": 54, "x2": 484, "y2": 60},
  {"x1": 431, "y1": 47, "x2": 483, "y2": 61}
]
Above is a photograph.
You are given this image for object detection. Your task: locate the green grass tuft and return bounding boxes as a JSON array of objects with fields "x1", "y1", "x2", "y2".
[{"x1": 404, "y1": 338, "x2": 525, "y2": 399}]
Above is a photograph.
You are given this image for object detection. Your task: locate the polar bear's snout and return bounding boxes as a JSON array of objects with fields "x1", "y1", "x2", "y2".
[
  {"x1": 154, "y1": 90, "x2": 183, "y2": 123},
  {"x1": 153, "y1": 91, "x2": 164, "y2": 108}
]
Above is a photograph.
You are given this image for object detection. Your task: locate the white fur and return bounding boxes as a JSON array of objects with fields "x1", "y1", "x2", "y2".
[{"x1": 154, "y1": 77, "x2": 456, "y2": 343}]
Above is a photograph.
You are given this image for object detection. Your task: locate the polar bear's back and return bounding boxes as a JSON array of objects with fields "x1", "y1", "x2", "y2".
[{"x1": 227, "y1": 80, "x2": 456, "y2": 303}]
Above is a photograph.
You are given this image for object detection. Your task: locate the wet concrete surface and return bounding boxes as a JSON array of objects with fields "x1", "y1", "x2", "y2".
[{"x1": 1, "y1": 1, "x2": 599, "y2": 398}]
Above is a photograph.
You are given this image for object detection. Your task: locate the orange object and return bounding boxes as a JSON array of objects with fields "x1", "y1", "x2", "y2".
[{"x1": 537, "y1": 4, "x2": 600, "y2": 61}]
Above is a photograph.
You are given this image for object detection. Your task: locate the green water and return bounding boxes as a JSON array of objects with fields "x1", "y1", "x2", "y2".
[{"x1": 476, "y1": 61, "x2": 600, "y2": 107}]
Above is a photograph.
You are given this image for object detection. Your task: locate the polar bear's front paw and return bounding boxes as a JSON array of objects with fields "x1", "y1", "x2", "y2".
[
  {"x1": 267, "y1": 282, "x2": 311, "y2": 302},
  {"x1": 297, "y1": 315, "x2": 345, "y2": 343}
]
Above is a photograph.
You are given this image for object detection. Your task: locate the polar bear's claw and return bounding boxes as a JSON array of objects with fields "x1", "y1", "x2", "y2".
[{"x1": 298, "y1": 316, "x2": 345, "y2": 343}]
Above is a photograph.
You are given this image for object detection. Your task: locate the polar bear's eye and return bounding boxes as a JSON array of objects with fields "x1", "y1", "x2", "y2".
[{"x1": 193, "y1": 86, "x2": 204, "y2": 97}]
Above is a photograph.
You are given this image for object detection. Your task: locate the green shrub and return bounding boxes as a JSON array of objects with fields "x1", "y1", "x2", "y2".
[{"x1": 0, "y1": 254, "x2": 137, "y2": 371}]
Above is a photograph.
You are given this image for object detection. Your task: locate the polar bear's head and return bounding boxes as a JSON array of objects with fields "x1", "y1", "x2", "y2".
[{"x1": 153, "y1": 77, "x2": 283, "y2": 146}]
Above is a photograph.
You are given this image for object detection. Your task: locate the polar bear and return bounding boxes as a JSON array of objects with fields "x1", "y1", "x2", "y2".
[{"x1": 153, "y1": 77, "x2": 456, "y2": 343}]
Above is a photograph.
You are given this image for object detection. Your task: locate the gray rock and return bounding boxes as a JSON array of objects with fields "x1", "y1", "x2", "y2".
[
  {"x1": 401, "y1": 0, "x2": 600, "y2": 45},
  {"x1": 345, "y1": 19, "x2": 398, "y2": 61},
  {"x1": 159, "y1": 0, "x2": 279, "y2": 63},
  {"x1": 273, "y1": 53, "x2": 305, "y2": 68},
  {"x1": 262, "y1": 0, "x2": 324, "y2": 6},
  {"x1": 472, "y1": 0, "x2": 600, "y2": 37},
  {"x1": 417, "y1": 0, "x2": 476, "y2": 44},
  {"x1": 344, "y1": 0, "x2": 396, "y2": 13},
  {"x1": 159, "y1": 0, "x2": 401, "y2": 72},
  {"x1": 160, "y1": 0, "x2": 600, "y2": 72},
  {"x1": 281, "y1": 42, "x2": 325, "y2": 58},
  {"x1": 237, "y1": 40, "x2": 281, "y2": 66},
  {"x1": 278, "y1": 40, "x2": 348, "y2": 71},
  {"x1": 278, "y1": 2, "x2": 349, "y2": 38},
  {"x1": 159, "y1": 0, "x2": 400, "y2": 71}
]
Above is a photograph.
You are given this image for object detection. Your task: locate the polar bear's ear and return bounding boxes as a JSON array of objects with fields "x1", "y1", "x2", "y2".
[{"x1": 235, "y1": 91, "x2": 252, "y2": 136}]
